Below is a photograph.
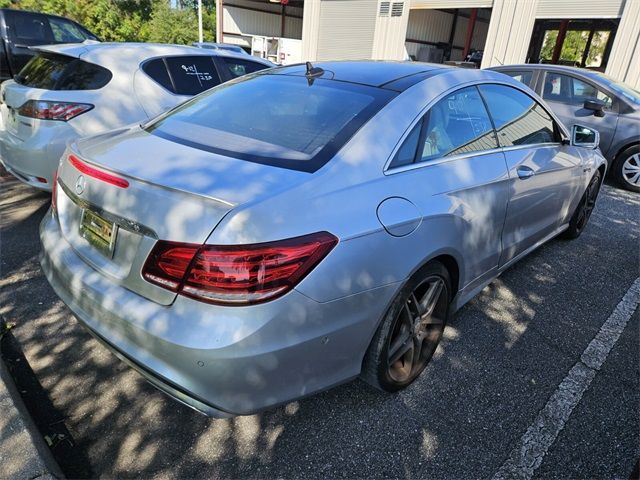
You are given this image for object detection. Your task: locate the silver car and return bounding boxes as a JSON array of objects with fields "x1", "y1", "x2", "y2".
[{"x1": 40, "y1": 62, "x2": 606, "y2": 417}]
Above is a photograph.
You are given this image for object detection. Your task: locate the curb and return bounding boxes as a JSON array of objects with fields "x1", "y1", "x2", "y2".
[{"x1": 0, "y1": 323, "x2": 64, "y2": 480}]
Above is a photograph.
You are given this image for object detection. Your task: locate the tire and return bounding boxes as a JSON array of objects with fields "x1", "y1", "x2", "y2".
[
  {"x1": 563, "y1": 169, "x2": 602, "y2": 240},
  {"x1": 361, "y1": 261, "x2": 451, "y2": 392},
  {"x1": 613, "y1": 145, "x2": 640, "y2": 193}
]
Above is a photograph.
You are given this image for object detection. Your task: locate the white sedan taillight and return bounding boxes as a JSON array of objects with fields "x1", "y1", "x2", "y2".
[{"x1": 17, "y1": 100, "x2": 93, "y2": 121}]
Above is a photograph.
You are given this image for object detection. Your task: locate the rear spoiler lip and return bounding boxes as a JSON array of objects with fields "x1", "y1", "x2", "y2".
[{"x1": 27, "y1": 43, "x2": 91, "y2": 58}]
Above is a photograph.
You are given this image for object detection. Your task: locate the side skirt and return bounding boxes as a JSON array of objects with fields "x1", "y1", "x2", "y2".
[{"x1": 451, "y1": 223, "x2": 570, "y2": 312}]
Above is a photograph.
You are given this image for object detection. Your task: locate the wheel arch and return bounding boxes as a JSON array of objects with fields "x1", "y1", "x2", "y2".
[
  {"x1": 430, "y1": 254, "x2": 460, "y2": 301},
  {"x1": 368, "y1": 249, "x2": 463, "y2": 340},
  {"x1": 613, "y1": 141, "x2": 639, "y2": 165}
]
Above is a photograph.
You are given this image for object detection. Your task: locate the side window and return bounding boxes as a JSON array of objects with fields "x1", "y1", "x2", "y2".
[
  {"x1": 502, "y1": 70, "x2": 534, "y2": 87},
  {"x1": 48, "y1": 17, "x2": 88, "y2": 43},
  {"x1": 390, "y1": 122, "x2": 421, "y2": 168},
  {"x1": 142, "y1": 58, "x2": 173, "y2": 92},
  {"x1": 389, "y1": 86, "x2": 497, "y2": 168},
  {"x1": 221, "y1": 58, "x2": 268, "y2": 78},
  {"x1": 8, "y1": 12, "x2": 51, "y2": 43},
  {"x1": 164, "y1": 56, "x2": 221, "y2": 95},
  {"x1": 479, "y1": 84, "x2": 559, "y2": 147},
  {"x1": 420, "y1": 87, "x2": 497, "y2": 162},
  {"x1": 543, "y1": 72, "x2": 612, "y2": 108},
  {"x1": 56, "y1": 60, "x2": 111, "y2": 90}
]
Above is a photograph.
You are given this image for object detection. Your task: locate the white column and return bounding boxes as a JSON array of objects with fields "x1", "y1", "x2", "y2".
[{"x1": 605, "y1": 0, "x2": 640, "y2": 88}]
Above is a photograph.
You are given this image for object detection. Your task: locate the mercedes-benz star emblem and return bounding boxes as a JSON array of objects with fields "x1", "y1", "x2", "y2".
[{"x1": 75, "y1": 175, "x2": 86, "y2": 195}]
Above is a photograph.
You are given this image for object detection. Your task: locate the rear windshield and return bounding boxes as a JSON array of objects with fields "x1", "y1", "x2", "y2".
[
  {"x1": 15, "y1": 53, "x2": 112, "y2": 90},
  {"x1": 146, "y1": 73, "x2": 395, "y2": 172}
]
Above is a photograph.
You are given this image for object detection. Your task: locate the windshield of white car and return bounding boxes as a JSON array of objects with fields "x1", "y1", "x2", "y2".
[{"x1": 145, "y1": 73, "x2": 396, "y2": 172}]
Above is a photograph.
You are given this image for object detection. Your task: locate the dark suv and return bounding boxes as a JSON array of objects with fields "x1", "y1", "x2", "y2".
[{"x1": 0, "y1": 8, "x2": 98, "y2": 82}]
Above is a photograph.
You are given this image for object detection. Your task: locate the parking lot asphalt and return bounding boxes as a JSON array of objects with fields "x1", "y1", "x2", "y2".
[{"x1": 0, "y1": 176, "x2": 638, "y2": 479}]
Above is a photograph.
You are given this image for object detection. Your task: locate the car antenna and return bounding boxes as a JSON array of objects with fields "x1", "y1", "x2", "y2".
[{"x1": 305, "y1": 61, "x2": 324, "y2": 85}]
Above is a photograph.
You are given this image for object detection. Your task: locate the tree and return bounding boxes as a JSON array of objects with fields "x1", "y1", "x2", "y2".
[
  {"x1": 0, "y1": 0, "x2": 215, "y2": 43},
  {"x1": 146, "y1": 1, "x2": 199, "y2": 44}
]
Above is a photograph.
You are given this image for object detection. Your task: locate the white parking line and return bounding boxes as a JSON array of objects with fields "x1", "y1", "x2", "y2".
[{"x1": 493, "y1": 277, "x2": 640, "y2": 480}]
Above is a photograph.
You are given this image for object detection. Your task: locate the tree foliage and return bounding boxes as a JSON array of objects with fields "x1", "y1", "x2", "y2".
[
  {"x1": 539, "y1": 29, "x2": 609, "y2": 67},
  {"x1": 0, "y1": 0, "x2": 215, "y2": 43}
]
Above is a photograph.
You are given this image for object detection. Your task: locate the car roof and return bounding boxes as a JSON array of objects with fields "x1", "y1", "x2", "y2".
[
  {"x1": 272, "y1": 61, "x2": 453, "y2": 90},
  {"x1": 194, "y1": 42, "x2": 241, "y2": 48},
  {"x1": 489, "y1": 63, "x2": 609, "y2": 82},
  {"x1": 31, "y1": 42, "x2": 273, "y2": 67},
  {"x1": 0, "y1": 7, "x2": 80, "y2": 23}
]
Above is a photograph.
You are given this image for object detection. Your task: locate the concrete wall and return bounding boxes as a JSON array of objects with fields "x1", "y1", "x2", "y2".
[
  {"x1": 536, "y1": 0, "x2": 626, "y2": 19},
  {"x1": 480, "y1": 0, "x2": 640, "y2": 89},
  {"x1": 302, "y1": 0, "x2": 408, "y2": 61},
  {"x1": 480, "y1": 0, "x2": 538, "y2": 68},
  {"x1": 372, "y1": 1, "x2": 411, "y2": 60},
  {"x1": 221, "y1": 0, "x2": 640, "y2": 88},
  {"x1": 605, "y1": 0, "x2": 640, "y2": 89}
]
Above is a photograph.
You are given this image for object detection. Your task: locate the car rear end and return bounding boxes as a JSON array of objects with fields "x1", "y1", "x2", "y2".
[
  {"x1": 0, "y1": 48, "x2": 112, "y2": 190},
  {"x1": 40, "y1": 70, "x2": 400, "y2": 415}
]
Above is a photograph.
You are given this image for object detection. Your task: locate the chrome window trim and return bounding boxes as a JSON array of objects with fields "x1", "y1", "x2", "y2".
[{"x1": 383, "y1": 79, "x2": 569, "y2": 175}]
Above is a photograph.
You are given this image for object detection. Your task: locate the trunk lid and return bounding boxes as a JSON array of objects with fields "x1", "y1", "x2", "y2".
[
  {"x1": 55, "y1": 126, "x2": 308, "y2": 305},
  {"x1": 0, "y1": 79, "x2": 100, "y2": 141}
]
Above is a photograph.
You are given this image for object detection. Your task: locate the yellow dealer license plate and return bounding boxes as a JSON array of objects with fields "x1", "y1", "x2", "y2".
[{"x1": 80, "y1": 209, "x2": 118, "y2": 258}]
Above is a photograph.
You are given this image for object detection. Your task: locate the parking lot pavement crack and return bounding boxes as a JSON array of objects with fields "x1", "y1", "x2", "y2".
[{"x1": 492, "y1": 277, "x2": 640, "y2": 480}]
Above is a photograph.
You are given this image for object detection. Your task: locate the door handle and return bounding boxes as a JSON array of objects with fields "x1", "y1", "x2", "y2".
[{"x1": 517, "y1": 166, "x2": 535, "y2": 179}]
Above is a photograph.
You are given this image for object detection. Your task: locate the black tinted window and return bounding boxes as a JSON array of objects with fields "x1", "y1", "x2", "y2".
[
  {"x1": 390, "y1": 122, "x2": 421, "y2": 168},
  {"x1": 390, "y1": 86, "x2": 497, "y2": 168},
  {"x1": 147, "y1": 74, "x2": 394, "y2": 172},
  {"x1": 9, "y1": 12, "x2": 50, "y2": 42},
  {"x1": 542, "y1": 72, "x2": 612, "y2": 108},
  {"x1": 165, "y1": 56, "x2": 221, "y2": 95},
  {"x1": 142, "y1": 58, "x2": 173, "y2": 92},
  {"x1": 221, "y1": 58, "x2": 268, "y2": 78},
  {"x1": 48, "y1": 17, "x2": 89, "y2": 42},
  {"x1": 479, "y1": 84, "x2": 557, "y2": 146},
  {"x1": 502, "y1": 70, "x2": 534, "y2": 87},
  {"x1": 16, "y1": 53, "x2": 111, "y2": 90}
]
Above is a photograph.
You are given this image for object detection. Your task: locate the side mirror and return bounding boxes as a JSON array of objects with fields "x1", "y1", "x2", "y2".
[
  {"x1": 584, "y1": 98, "x2": 606, "y2": 117},
  {"x1": 571, "y1": 124, "x2": 600, "y2": 149}
]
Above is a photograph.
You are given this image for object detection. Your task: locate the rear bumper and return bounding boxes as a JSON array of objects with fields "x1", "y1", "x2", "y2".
[
  {"x1": 39, "y1": 211, "x2": 398, "y2": 416},
  {"x1": 0, "y1": 116, "x2": 75, "y2": 191}
]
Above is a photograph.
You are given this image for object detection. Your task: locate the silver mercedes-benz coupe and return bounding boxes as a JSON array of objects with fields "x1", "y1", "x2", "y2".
[{"x1": 40, "y1": 62, "x2": 606, "y2": 417}]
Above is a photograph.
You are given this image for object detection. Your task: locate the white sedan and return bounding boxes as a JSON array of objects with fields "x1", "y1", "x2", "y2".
[{"x1": 0, "y1": 42, "x2": 272, "y2": 191}]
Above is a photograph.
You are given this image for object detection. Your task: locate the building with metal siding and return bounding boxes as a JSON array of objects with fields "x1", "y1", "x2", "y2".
[{"x1": 216, "y1": 0, "x2": 640, "y2": 88}]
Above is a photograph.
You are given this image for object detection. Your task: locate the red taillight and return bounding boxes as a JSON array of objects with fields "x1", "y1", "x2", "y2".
[
  {"x1": 142, "y1": 232, "x2": 338, "y2": 305},
  {"x1": 51, "y1": 170, "x2": 58, "y2": 212},
  {"x1": 68, "y1": 154, "x2": 129, "y2": 189},
  {"x1": 142, "y1": 242, "x2": 200, "y2": 291},
  {"x1": 18, "y1": 100, "x2": 93, "y2": 121}
]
